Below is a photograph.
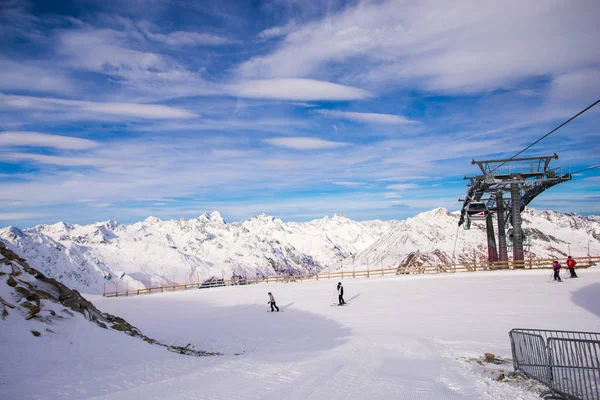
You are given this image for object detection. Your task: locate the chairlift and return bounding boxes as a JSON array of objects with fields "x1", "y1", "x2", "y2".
[{"x1": 466, "y1": 201, "x2": 488, "y2": 221}]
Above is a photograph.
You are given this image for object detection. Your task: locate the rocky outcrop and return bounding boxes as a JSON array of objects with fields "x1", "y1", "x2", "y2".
[{"x1": 0, "y1": 241, "x2": 219, "y2": 357}]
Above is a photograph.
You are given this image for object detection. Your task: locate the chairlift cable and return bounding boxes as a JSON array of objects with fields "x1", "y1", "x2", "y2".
[
  {"x1": 571, "y1": 164, "x2": 600, "y2": 174},
  {"x1": 452, "y1": 223, "x2": 460, "y2": 264},
  {"x1": 490, "y1": 98, "x2": 600, "y2": 173}
]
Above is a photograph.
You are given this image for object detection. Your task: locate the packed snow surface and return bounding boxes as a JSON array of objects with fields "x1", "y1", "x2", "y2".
[{"x1": 2, "y1": 267, "x2": 599, "y2": 399}]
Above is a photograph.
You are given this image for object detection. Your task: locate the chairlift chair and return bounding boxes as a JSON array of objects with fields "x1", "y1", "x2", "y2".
[{"x1": 466, "y1": 201, "x2": 488, "y2": 221}]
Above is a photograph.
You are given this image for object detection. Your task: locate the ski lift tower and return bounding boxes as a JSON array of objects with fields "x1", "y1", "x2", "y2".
[{"x1": 458, "y1": 154, "x2": 571, "y2": 266}]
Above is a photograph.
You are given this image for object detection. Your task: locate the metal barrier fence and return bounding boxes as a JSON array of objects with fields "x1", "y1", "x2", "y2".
[{"x1": 510, "y1": 329, "x2": 600, "y2": 400}]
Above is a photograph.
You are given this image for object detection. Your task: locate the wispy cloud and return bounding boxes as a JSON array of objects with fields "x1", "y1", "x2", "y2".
[
  {"x1": 0, "y1": 153, "x2": 116, "y2": 167},
  {"x1": 0, "y1": 212, "x2": 44, "y2": 221},
  {"x1": 383, "y1": 192, "x2": 401, "y2": 199},
  {"x1": 332, "y1": 181, "x2": 365, "y2": 187},
  {"x1": 0, "y1": 131, "x2": 98, "y2": 149},
  {"x1": 56, "y1": 26, "x2": 217, "y2": 99},
  {"x1": 0, "y1": 93, "x2": 196, "y2": 119},
  {"x1": 228, "y1": 78, "x2": 372, "y2": 100},
  {"x1": 0, "y1": 59, "x2": 73, "y2": 94},
  {"x1": 139, "y1": 118, "x2": 309, "y2": 132},
  {"x1": 238, "y1": 0, "x2": 600, "y2": 93},
  {"x1": 385, "y1": 183, "x2": 420, "y2": 191},
  {"x1": 137, "y1": 21, "x2": 237, "y2": 46},
  {"x1": 263, "y1": 137, "x2": 351, "y2": 150},
  {"x1": 258, "y1": 21, "x2": 297, "y2": 39},
  {"x1": 316, "y1": 110, "x2": 418, "y2": 124}
]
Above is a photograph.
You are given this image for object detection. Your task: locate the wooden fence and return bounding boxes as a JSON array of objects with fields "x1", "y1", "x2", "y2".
[{"x1": 103, "y1": 255, "x2": 600, "y2": 298}]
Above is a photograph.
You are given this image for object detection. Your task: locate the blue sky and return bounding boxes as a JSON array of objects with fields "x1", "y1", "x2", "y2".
[{"x1": 0, "y1": 0, "x2": 599, "y2": 227}]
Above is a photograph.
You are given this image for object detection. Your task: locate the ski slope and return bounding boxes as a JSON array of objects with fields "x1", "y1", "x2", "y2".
[{"x1": 2, "y1": 268, "x2": 600, "y2": 399}]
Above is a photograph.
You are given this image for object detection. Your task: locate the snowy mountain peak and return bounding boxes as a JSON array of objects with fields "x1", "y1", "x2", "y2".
[
  {"x1": 198, "y1": 211, "x2": 225, "y2": 225},
  {"x1": 209, "y1": 211, "x2": 225, "y2": 224},
  {"x1": 248, "y1": 213, "x2": 278, "y2": 223},
  {"x1": 332, "y1": 213, "x2": 349, "y2": 220},
  {"x1": 144, "y1": 216, "x2": 162, "y2": 225},
  {"x1": 0, "y1": 226, "x2": 24, "y2": 239},
  {"x1": 99, "y1": 219, "x2": 120, "y2": 230},
  {"x1": 50, "y1": 221, "x2": 74, "y2": 231}
]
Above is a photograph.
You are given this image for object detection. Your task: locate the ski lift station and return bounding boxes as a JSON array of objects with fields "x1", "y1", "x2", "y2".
[{"x1": 458, "y1": 154, "x2": 571, "y2": 265}]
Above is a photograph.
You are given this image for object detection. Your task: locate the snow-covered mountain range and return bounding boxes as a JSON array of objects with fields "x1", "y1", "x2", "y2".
[
  {"x1": 1, "y1": 208, "x2": 599, "y2": 294},
  {"x1": 336, "y1": 208, "x2": 600, "y2": 271}
]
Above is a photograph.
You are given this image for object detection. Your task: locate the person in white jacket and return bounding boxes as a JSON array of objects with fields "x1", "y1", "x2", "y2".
[
  {"x1": 337, "y1": 282, "x2": 345, "y2": 305},
  {"x1": 268, "y1": 292, "x2": 279, "y2": 312}
]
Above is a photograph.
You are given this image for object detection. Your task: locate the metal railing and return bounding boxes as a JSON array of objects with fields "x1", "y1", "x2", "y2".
[
  {"x1": 102, "y1": 255, "x2": 600, "y2": 297},
  {"x1": 510, "y1": 329, "x2": 600, "y2": 400}
]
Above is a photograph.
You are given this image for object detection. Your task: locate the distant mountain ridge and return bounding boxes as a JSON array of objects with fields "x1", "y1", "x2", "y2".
[
  {"x1": 335, "y1": 208, "x2": 600, "y2": 271},
  {"x1": 0, "y1": 211, "x2": 397, "y2": 294},
  {"x1": 1, "y1": 208, "x2": 598, "y2": 294}
]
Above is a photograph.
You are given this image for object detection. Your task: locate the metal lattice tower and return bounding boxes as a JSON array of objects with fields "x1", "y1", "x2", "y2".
[{"x1": 458, "y1": 154, "x2": 571, "y2": 265}]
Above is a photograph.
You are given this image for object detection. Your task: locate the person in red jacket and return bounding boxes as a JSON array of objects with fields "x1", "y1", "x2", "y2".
[{"x1": 566, "y1": 256, "x2": 578, "y2": 278}]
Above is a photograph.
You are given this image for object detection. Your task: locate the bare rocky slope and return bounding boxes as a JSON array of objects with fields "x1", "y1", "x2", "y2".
[{"x1": 0, "y1": 241, "x2": 218, "y2": 357}]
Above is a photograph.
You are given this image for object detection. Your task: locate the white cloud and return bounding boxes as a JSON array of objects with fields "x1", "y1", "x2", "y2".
[
  {"x1": 258, "y1": 21, "x2": 297, "y2": 39},
  {"x1": 0, "y1": 59, "x2": 73, "y2": 94},
  {"x1": 263, "y1": 137, "x2": 351, "y2": 150},
  {"x1": 0, "y1": 153, "x2": 115, "y2": 167},
  {"x1": 383, "y1": 192, "x2": 402, "y2": 199},
  {"x1": 239, "y1": 0, "x2": 600, "y2": 94},
  {"x1": 57, "y1": 26, "x2": 217, "y2": 99},
  {"x1": 0, "y1": 93, "x2": 196, "y2": 119},
  {"x1": 332, "y1": 181, "x2": 365, "y2": 187},
  {"x1": 79, "y1": 102, "x2": 195, "y2": 119},
  {"x1": 316, "y1": 110, "x2": 418, "y2": 124},
  {"x1": 140, "y1": 118, "x2": 308, "y2": 132},
  {"x1": 0, "y1": 212, "x2": 43, "y2": 221},
  {"x1": 228, "y1": 78, "x2": 372, "y2": 100},
  {"x1": 0, "y1": 132, "x2": 98, "y2": 149},
  {"x1": 385, "y1": 183, "x2": 419, "y2": 190},
  {"x1": 548, "y1": 68, "x2": 600, "y2": 105},
  {"x1": 376, "y1": 176, "x2": 429, "y2": 181},
  {"x1": 137, "y1": 21, "x2": 236, "y2": 46}
]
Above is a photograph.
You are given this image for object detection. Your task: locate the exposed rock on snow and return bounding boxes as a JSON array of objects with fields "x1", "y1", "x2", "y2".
[{"x1": 0, "y1": 241, "x2": 219, "y2": 357}]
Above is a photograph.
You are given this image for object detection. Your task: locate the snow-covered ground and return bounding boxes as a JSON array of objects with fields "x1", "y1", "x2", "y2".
[{"x1": 2, "y1": 267, "x2": 599, "y2": 399}]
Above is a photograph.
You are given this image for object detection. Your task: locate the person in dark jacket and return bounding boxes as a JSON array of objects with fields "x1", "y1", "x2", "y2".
[
  {"x1": 337, "y1": 282, "x2": 345, "y2": 305},
  {"x1": 553, "y1": 261, "x2": 562, "y2": 282},
  {"x1": 268, "y1": 292, "x2": 279, "y2": 312},
  {"x1": 566, "y1": 256, "x2": 578, "y2": 278}
]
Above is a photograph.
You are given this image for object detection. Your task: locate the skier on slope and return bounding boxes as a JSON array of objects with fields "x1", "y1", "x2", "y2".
[
  {"x1": 566, "y1": 256, "x2": 578, "y2": 278},
  {"x1": 337, "y1": 282, "x2": 346, "y2": 305},
  {"x1": 268, "y1": 292, "x2": 279, "y2": 312},
  {"x1": 553, "y1": 260, "x2": 562, "y2": 282}
]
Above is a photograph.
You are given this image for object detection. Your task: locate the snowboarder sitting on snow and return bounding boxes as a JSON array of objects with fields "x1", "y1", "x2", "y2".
[
  {"x1": 566, "y1": 256, "x2": 578, "y2": 278},
  {"x1": 337, "y1": 282, "x2": 345, "y2": 305},
  {"x1": 553, "y1": 260, "x2": 562, "y2": 282},
  {"x1": 268, "y1": 292, "x2": 279, "y2": 312}
]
